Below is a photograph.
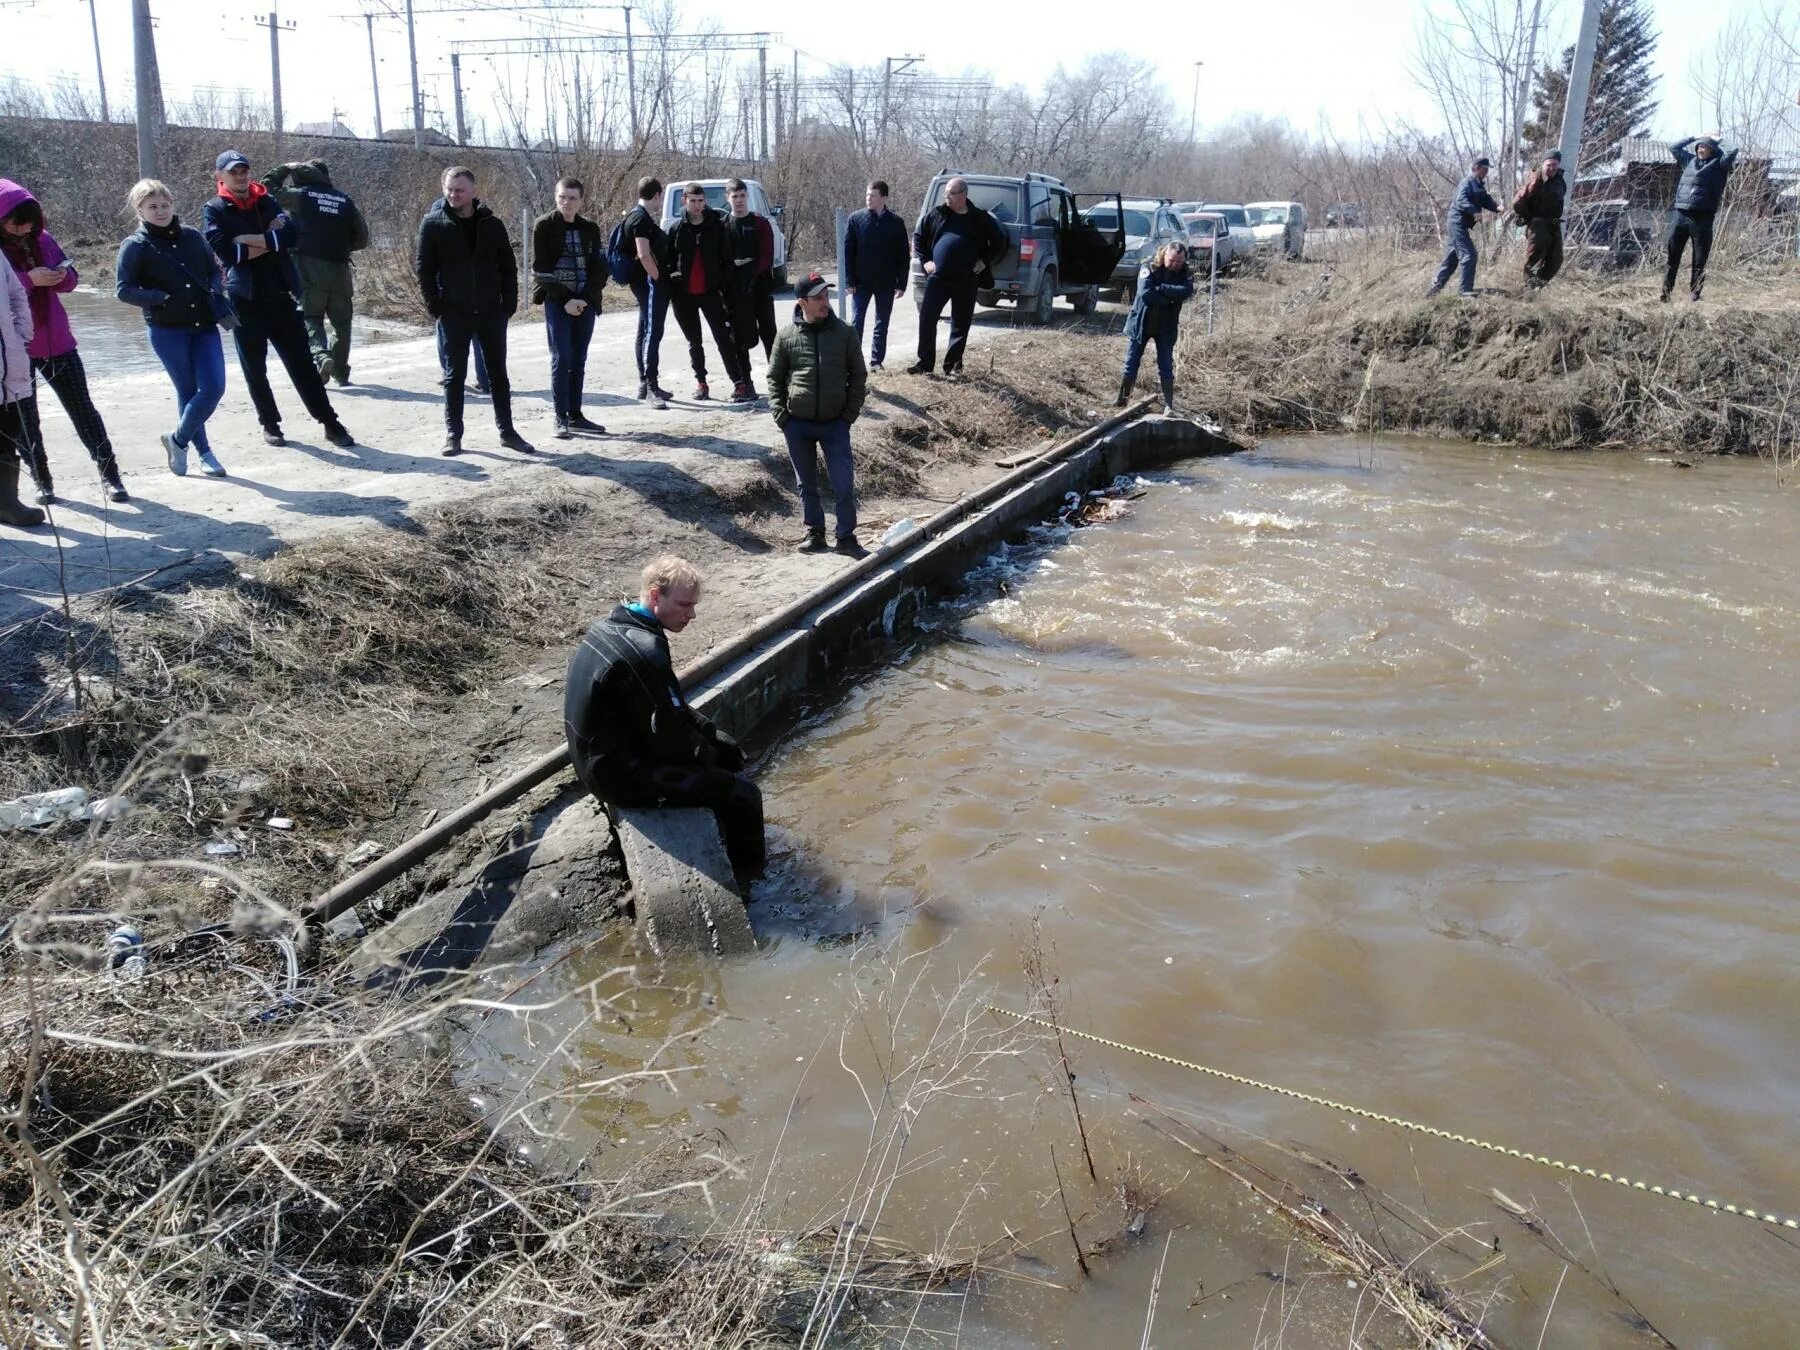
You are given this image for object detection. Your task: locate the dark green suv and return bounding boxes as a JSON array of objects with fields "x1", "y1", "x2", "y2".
[{"x1": 912, "y1": 171, "x2": 1125, "y2": 324}]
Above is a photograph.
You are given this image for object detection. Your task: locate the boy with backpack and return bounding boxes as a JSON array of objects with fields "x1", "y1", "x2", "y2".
[{"x1": 614, "y1": 178, "x2": 672, "y2": 410}]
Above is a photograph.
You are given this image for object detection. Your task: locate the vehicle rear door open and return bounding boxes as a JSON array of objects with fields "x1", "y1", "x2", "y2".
[{"x1": 1061, "y1": 192, "x2": 1126, "y2": 285}]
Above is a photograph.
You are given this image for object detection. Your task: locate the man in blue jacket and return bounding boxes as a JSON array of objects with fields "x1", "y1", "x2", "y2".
[
  {"x1": 203, "y1": 150, "x2": 355, "y2": 448},
  {"x1": 1426, "y1": 157, "x2": 1502, "y2": 299},
  {"x1": 1663, "y1": 134, "x2": 1738, "y2": 302},
  {"x1": 842, "y1": 180, "x2": 910, "y2": 371}
]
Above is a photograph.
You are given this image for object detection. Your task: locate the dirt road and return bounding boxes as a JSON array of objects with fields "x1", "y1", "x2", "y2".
[{"x1": 1, "y1": 290, "x2": 1038, "y2": 627}]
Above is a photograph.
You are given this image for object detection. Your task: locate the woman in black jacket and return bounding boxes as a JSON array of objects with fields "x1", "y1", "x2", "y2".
[
  {"x1": 115, "y1": 179, "x2": 231, "y2": 478},
  {"x1": 531, "y1": 177, "x2": 607, "y2": 438}
]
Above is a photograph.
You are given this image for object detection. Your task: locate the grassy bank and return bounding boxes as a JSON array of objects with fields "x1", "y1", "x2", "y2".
[{"x1": 1180, "y1": 243, "x2": 1800, "y2": 465}]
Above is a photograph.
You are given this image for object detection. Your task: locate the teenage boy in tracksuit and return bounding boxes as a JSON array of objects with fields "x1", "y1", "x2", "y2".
[
  {"x1": 667, "y1": 182, "x2": 749, "y2": 402},
  {"x1": 203, "y1": 150, "x2": 355, "y2": 448},
  {"x1": 843, "y1": 179, "x2": 911, "y2": 371},
  {"x1": 622, "y1": 177, "x2": 673, "y2": 409},
  {"x1": 262, "y1": 159, "x2": 369, "y2": 385},
  {"x1": 415, "y1": 165, "x2": 533, "y2": 457}
]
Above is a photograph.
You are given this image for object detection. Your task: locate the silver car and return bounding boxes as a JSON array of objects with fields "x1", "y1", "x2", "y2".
[{"x1": 1081, "y1": 198, "x2": 1188, "y2": 299}]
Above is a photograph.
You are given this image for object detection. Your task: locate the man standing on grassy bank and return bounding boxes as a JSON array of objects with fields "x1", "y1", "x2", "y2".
[
  {"x1": 768, "y1": 273, "x2": 869, "y2": 559},
  {"x1": 1664, "y1": 134, "x2": 1738, "y2": 303},
  {"x1": 1511, "y1": 150, "x2": 1566, "y2": 289},
  {"x1": 1426, "y1": 157, "x2": 1501, "y2": 299},
  {"x1": 564, "y1": 554, "x2": 765, "y2": 882},
  {"x1": 416, "y1": 166, "x2": 533, "y2": 457},
  {"x1": 910, "y1": 177, "x2": 1007, "y2": 377}
]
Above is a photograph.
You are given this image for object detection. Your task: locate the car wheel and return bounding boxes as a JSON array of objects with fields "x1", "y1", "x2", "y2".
[
  {"x1": 1027, "y1": 272, "x2": 1056, "y2": 325},
  {"x1": 1072, "y1": 284, "x2": 1098, "y2": 315}
]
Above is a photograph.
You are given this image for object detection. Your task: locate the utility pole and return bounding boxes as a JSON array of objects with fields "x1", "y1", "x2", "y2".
[
  {"x1": 1558, "y1": 0, "x2": 1603, "y2": 173},
  {"x1": 451, "y1": 53, "x2": 467, "y2": 144},
  {"x1": 86, "y1": 0, "x2": 109, "y2": 122},
  {"x1": 1189, "y1": 61, "x2": 1203, "y2": 145},
  {"x1": 880, "y1": 56, "x2": 919, "y2": 157},
  {"x1": 366, "y1": 14, "x2": 383, "y2": 138},
  {"x1": 255, "y1": 10, "x2": 296, "y2": 141},
  {"x1": 791, "y1": 50, "x2": 798, "y2": 142},
  {"x1": 758, "y1": 44, "x2": 768, "y2": 162},
  {"x1": 405, "y1": 0, "x2": 424, "y2": 149},
  {"x1": 131, "y1": 0, "x2": 164, "y2": 178},
  {"x1": 772, "y1": 75, "x2": 782, "y2": 160},
  {"x1": 623, "y1": 5, "x2": 639, "y2": 144}
]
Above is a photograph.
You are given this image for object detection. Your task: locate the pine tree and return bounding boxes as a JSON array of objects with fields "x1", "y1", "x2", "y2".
[{"x1": 1523, "y1": 0, "x2": 1660, "y2": 171}]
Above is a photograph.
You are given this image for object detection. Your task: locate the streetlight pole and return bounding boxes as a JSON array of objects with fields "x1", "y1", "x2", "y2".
[{"x1": 1189, "y1": 61, "x2": 1203, "y2": 145}]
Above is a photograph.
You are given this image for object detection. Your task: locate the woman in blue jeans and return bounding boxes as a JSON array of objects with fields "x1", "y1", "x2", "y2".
[
  {"x1": 1116, "y1": 241, "x2": 1194, "y2": 415},
  {"x1": 115, "y1": 179, "x2": 229, "y2": 477}
]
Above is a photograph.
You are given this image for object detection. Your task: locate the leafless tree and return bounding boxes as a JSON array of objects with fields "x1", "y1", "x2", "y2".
[{"x1": 1409, "y1": 0, "x2": 1556, "y2": 203}]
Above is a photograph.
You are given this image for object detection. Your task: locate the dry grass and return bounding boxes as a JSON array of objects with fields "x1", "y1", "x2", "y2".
[{"x1": 1178, "y1": 238, "x2": 1800, "y2": 461}]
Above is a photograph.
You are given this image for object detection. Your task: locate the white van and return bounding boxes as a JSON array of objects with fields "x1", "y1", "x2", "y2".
[
  {"x1": 1244, "y1": 201, "x2": 1307, "y2": 259},
  {"x1": 657, "y1": 178, "x2": 789, "y2": 289}
]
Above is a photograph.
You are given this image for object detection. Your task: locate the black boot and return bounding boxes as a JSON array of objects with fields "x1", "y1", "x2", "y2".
[
  {"x1": 1115, "y1": 373, "x2": 1134, "y2": 408},
  {"x1": 1160, "y1": 377, "x2": 1177, "y2": 415},
  {"x1": 0, "y1": 459, "x2": 46, "y2": 528}
]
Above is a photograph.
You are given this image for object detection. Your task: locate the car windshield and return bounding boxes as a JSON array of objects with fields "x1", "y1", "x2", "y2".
[
  {"x1": 665, "y1": 184, "x2": 732, "y2": 217},
  {"x1": 1084, "y1": 208, "x2": 1154, "y2": 237},
  {"x1": 930, "y1": 181, "x2": 1021, "y2": 222},
  {"x1": 1251, "y1": 206, "x2": 1289, "y2": 225},
  {"x1": 1205, "y1": 206, "x2": 1249, "y2": 228}
]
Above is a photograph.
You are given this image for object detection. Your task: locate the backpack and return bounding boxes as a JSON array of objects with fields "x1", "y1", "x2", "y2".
[{"x1": 605, "y1": 215, "x2": 638, "y2": 284}]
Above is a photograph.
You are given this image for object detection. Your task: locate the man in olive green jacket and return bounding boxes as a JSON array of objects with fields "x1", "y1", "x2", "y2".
[{"x1": 768, "y1": 273, "x2": 868, "y2": 558}]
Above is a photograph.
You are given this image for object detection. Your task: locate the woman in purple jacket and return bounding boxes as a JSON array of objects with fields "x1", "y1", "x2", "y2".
[{"x1": 0, "y1": 179, "x2": 126, "y2": 503}]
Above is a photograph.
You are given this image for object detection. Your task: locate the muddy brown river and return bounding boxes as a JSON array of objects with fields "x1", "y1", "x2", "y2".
[{"x1": 474, "y1": 435, "x2": 1800, "y2": 1346}]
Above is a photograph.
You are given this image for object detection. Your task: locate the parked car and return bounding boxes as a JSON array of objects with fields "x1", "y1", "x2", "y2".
[
  {"x1": 1080, "y1": 198, "x2": 1188, "y2": 299},
  {"x1": 1244, "y1": 200, "x2": 1307, "y2": 258},
  {"x1": 1169, "y1": 200, "x2": 1205, "y2": 216},
  {"x1": 1200, "y1": 203, "x2": 1254, "y2": 241},
  {"x1": 1324, "y1": 201, "x2": 1364, "y2": 228},
  {"x1": 911, "y1": 171, "x2": 1125, "y2": 324},
  {"x1": 1568, "y1": 198, "x2": 1657, "y2": 270},
  {"x1": 1180, "y1": 211, "x2": 1240, "y2": 274},
  {"x1": 659, "y1": 177, "x2": 790, "y2": 289}
]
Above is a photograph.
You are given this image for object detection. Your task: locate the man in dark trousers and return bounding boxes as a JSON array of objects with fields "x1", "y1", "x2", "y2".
[
  {"x1": 415, "y1": 165, "x2": 533, "y2": 456},
  {"x1": 768, "y1": 273, "x2": 869, "y2": 559},
  {"x1": 564, "y1": 554, "x2": 765, "y2": 882},
  {"x1": 622, "y1": 176, "x2": 673, "y2": 409},
  {"x1": 1511, "y1": 149, "x2": 1567, "y2": 289},
  {"x1": 843, "y1": 179, "x2": 911, "y2": 371},
  {"x1": 203, "y1": 150, "x2": 355, "y2": 448},
  {"x1": 667, "y1": 182, "x2": 749, "y2": 402},
  {"x1": 1426, "y1": 156, "x2": 1501, "y2": 298},
  {"x1": 724, "y1": 178, "x2": 777, "y2": 391},
  {"x1": 262, "y1": 159, "x2": 369, "y2": 385},
  {"x1": 531, "y1": 176, "x2": 606, "y2": 438},
  {"x1": 908, "y1": 176, "x2": 1007, "y2": 377},
  {"x1": 1664, "y1": 133, "x2": 1738, "y2": 302}
]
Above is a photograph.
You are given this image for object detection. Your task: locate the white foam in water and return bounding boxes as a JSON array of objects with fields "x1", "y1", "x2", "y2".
[{"x1": 1221, "y1": 509, "x2": 1314, "y2": 533}]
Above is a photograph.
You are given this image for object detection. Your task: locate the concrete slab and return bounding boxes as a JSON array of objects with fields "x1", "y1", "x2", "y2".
[{"x1": 613, "y1": 806, "x2": 755, "y2": 958}]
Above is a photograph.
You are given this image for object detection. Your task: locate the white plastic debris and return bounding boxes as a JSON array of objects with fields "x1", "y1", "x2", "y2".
[
  {"x1": 325, "y1": 907, "x2": 367, "y2": 942},
  {"x1": 266, "y1": 816, "x2": 294, "y2": 831},
  {"x1": 0, "y1": 787, "x2": 89, "y2": 832},
  {"x1": 109, "y1": 925, "x2": 148, "y2": 981},
  {"x1": 880, "y1": 517, "x2": 921, "y2": 547},
  {"x1": 343, "y1": 840, "x2": 384, "y2": 868},
  {"x1": 204, "y1": 840, "x2": 241, "y2": 857}
]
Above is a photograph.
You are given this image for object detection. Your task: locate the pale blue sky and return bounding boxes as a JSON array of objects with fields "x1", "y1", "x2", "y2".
[{"x1": 0, "y1": 0, "x2": 1758, "y2": 146}]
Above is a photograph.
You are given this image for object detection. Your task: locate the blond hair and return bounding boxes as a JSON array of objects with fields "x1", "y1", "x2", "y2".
[
  {"x1": 1152, "y1": 240, "x2": 1189, "y2": 270},
  {"x1": 640, "y1": 554, "x2": 703, "y2": 601},
  {"x1": 127, "y1": 179, "x2": 172, "y2": 212}
]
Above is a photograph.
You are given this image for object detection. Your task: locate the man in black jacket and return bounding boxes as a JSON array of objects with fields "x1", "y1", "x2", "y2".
[
  {"x1": 532, "y1": 176, "x2": 606, "y2": 438},
  {"x1": 415, "y1": 165, "x2": 533, "y2": 455},
  {"x1": 908, "y1": 177, "x2": 1007, "y2": 377},
  {"x1": 262, "y1": 159, "x2": 369, "y2": 385},
  {"x1": 843, "y1": 179, "x2": 910, "y2": 370},
  {"x1": 203, "y1": 150, "x2": 355, "y2": 448},
  {"x1": 564, "y1": 554, "x2": 764, "y2": 880},
  {"x1": 724, "y1": 178, "x2": 777, "y2": 390},
  {"x1": 667, "y1": 182, "x2": 749, "y2": 402},
  {"x1": 1664, "y1": 134, "x2": 1738, "y2": 302}
]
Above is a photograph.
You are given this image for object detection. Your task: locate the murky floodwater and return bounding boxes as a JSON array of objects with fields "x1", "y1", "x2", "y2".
[
  {"x1": 56, "y1": 286, "x2": 421, "y2": 378},
  {"x1": 474, "y1": 436, "x2": 1800, "y2": 1345}
]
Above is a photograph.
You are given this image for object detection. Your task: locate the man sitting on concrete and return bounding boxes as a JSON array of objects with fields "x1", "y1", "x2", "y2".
[{"x1": 564, "y1": 555, "x2": 764, "y2": 881}]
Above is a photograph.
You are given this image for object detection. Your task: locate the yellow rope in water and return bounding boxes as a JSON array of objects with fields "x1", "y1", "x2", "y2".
[{"x1": 987, "y1": 1006, "x2": 1798, "y2": 1231}]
